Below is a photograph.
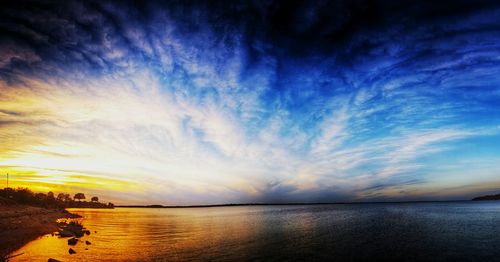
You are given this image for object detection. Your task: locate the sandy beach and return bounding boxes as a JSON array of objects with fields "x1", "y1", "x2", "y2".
[{"x1": 0, "y1": 200, "x2": 78, "y2": 259}]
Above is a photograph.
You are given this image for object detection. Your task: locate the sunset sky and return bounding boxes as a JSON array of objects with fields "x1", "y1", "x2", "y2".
[{"x1": 1, "y1": 0, "x2": 500, "y2": 205}]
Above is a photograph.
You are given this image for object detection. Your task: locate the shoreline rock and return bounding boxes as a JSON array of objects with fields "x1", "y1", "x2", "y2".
[{"x1": 67, "y1": 237, "x2": 78, "y2": 245}]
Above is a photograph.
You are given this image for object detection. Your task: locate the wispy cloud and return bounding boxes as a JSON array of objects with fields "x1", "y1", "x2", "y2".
[{"x1": 0, "y1": 1, "x2": 500, "y2": 204}]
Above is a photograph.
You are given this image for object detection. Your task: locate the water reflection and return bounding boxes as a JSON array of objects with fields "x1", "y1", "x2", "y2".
[{"x1": 11, "y1": 202, "x2": 500, "y2": 261}]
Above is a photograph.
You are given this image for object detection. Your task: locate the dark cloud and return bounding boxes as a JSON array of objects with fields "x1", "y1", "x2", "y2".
[
  {"x1": 2, "y1": 0, "x2": 500, "y2": 79},
  {"x1": 247, "y1": 181, "x2": 355, "y2": 203},
  {"x1": 0, "y1": 109, "x2": 24, "y2": 117}
]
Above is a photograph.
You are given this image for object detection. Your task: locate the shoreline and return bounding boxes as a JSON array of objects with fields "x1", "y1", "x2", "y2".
[{"x1": 0, "y1": 204, "x2": 79, "y2": 260}]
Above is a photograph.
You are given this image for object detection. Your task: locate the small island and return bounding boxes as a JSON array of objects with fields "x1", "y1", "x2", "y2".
[{"x1": 472, "y1": 193, "x2": 500, "y2": 201}]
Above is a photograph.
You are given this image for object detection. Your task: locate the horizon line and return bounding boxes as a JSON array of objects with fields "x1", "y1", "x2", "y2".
[{"x1": 114, "y1": 199, "x2": 492, "y2": 208}]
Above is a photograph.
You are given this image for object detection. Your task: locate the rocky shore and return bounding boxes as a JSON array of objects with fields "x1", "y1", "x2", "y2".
[{"x1": 0, "y1": 201, "x2": 80, "y2": 260}]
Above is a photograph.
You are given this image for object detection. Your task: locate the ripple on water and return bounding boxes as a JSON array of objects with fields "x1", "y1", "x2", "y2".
[{"x1": 10, "y1": 202, "x2": 500, "y2": 261}]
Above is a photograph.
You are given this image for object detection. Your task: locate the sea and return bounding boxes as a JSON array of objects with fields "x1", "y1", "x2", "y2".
[{"x1": 10, "y1": 201, "x2": 500, "y2": 261}]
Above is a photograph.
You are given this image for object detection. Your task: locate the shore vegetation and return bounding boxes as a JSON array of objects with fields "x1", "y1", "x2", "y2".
[{"x1": 0, "y1": 187, "x2": 114, "y2": 209}]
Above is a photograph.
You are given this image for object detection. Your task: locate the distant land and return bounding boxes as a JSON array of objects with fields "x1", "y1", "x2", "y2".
[
  {"x1": 117, "y1": 200, "x2": 476, "y2": 208},
  {"x1": 472, "y1": 193, "x2": 500, "y2": 201}
]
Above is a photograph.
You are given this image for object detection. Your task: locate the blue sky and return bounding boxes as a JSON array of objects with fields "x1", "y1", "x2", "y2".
[{"x1": 0, "y1": 0, "x2": 499, "y2": 204}]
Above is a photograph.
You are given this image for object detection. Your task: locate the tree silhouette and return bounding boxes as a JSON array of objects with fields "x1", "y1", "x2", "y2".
[
  {"x1": 74, "y1": 193, "x2": 86, "y2": 202},
  {"x1": 0, "y1": 188, "x2": 113, "y2": 209},
  {"x1": 57, "y1": 193, "x2": 65, "y2": 201},
  {"x1": 57, "y1": 193, "x2": 71, "y2": 202}
]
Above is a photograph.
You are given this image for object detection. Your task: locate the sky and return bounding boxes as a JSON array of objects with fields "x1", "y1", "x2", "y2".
[{"x1": 1, "y1": 0, "x2": 500, "y2": 205}]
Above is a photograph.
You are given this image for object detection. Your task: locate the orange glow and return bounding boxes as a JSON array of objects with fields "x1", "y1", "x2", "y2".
[{"x1": 12, "y1": 208, "x2": 268, "y2": 261}]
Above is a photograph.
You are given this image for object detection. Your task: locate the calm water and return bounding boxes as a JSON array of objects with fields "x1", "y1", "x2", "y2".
[{"x1": 11, "y1": 202, "x2": 500, "y2": 261}]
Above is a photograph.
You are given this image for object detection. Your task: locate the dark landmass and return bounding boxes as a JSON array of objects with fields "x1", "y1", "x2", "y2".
[
  {"x1": 472, "y1": 193, "x2": 500, "y2": 201},
  {"x1": 0, "y1": 187, "x2": 114, "y2": 209},
  {"x1": 0, "y1": 197, "x2": 80, "y2": 259},
  {"x1": 0, "y1": 187, "x2": 107, "y2": 260},
  {"x1": 117, "y1": 203, "x2": 359, "y2": 208},
  {"x1": 117, "y1": 200, "x2": 474, "y2": 209},
  {"x1": 65, "y1": 201, "x2": 114, "y2": 209}
]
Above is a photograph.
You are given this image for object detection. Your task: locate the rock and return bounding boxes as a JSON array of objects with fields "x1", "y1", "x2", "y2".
[
  {"x1": 85, "y1": 230, "x2": 91, "y2": 235},
  {"x1": 69, "y1": 248, "x2": 76, "y2": 254},
  {"x1": 85, "y1": 240, "x2": 91, "y2": 245},
  {"x1": 48, "y1": 259, "x2": 61, "y2": 262},
  {"x1": 59, "y1": 229, "x2": 74, "y2": 238},
  {"x1": 64, "y1": 222, "x2": 85, "y2": 237},
  {"x1": 67, "y1": 237, "x2": 78, "y2": 245}
]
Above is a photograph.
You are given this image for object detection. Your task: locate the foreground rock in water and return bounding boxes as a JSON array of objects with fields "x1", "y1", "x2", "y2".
[
  {"x1": 69, "y1": 248, "x2": 76, "y2": 254},
  {"x1": 58, "y1": 221, "x2": 85, "y2": 238},
  {"x1": 59, "y1": 229, "x2": 74, "y2": 237},
  {"x1": 67, "y1": 237, "x2": 78, "y2": 245}
]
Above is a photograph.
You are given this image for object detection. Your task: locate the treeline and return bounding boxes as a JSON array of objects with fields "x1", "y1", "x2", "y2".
[
  {"x1": 0, "y1": 187, "x2": 114, "y2": 209},
  {"x1": 472, "y1": 193, "x2": 500, "y2": 201}
]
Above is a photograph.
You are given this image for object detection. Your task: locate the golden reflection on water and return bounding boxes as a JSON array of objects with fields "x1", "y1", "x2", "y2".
[
  {"x1": 11, "y1": 203, "x2": 500, "y2": 261},
  {"x1": 12, "y1": 206, "x2": 317, "y2": 261}
]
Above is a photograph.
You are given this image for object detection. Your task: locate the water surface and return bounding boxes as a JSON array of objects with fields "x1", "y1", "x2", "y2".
[{"x1": 12, "y1": 201, "x2": 500, "y2": 261}]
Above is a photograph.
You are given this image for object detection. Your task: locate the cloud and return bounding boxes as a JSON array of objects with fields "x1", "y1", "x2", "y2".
[{"x1": 0, "y1": 1, "x2": 500, "y2": 204}]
